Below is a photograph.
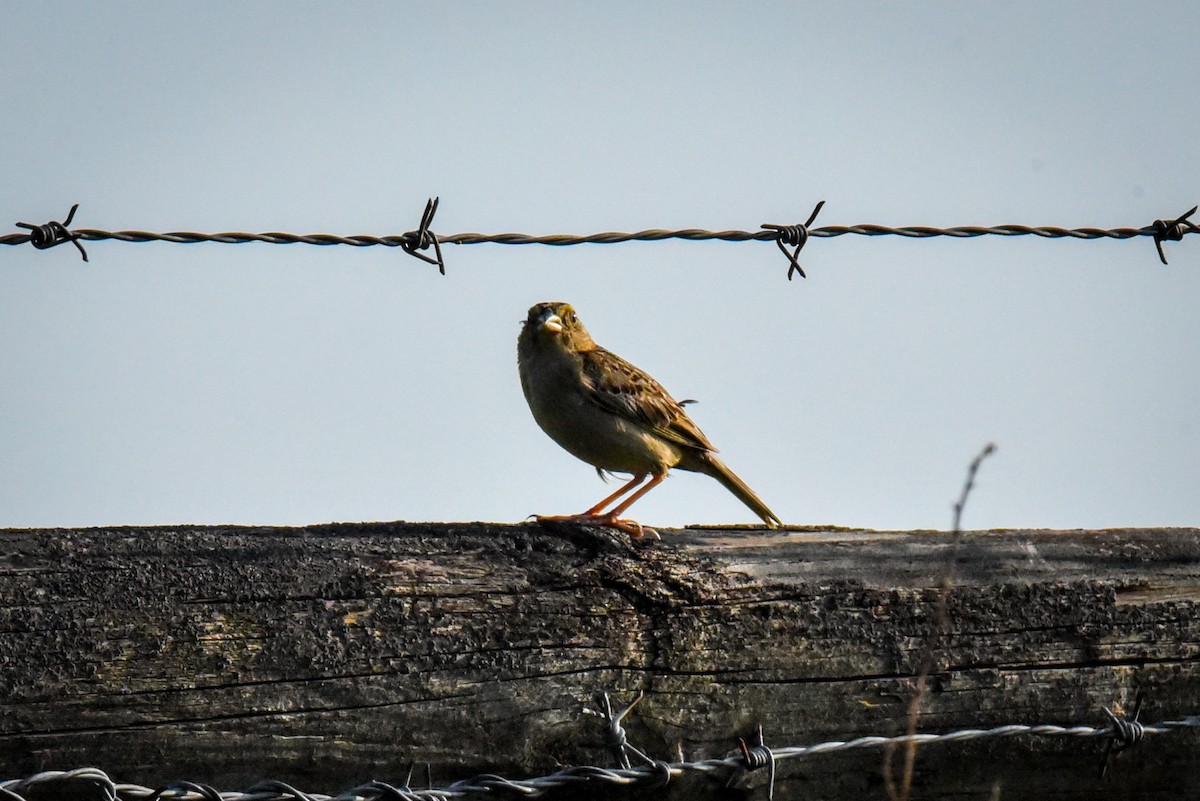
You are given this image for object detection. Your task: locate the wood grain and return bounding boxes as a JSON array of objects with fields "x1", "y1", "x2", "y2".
[{"x1": 1, "y1": 522, "x2": 1197, "y2": 799}]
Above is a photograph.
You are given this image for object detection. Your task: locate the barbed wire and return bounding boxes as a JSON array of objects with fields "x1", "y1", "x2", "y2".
[
  {"x1": 3, "y1": 200, "x2": 1197, "y2": 279},
  {"x1": 2, "y1": 700, "x2": 1195, "y2": 801}
]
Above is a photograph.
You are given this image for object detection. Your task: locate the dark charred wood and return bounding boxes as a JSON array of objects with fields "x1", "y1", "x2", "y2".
[{"x1": 0, "y1": 522, "x2": 1197, "y2": 800}]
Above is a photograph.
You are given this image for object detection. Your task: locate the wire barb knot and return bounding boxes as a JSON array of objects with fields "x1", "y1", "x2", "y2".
[
  {"x1": 14, "y1": 203, "x2": 88, "y2": 261},
  {"x1": 401, "y1": 197, "x2": 445, "y2": 274},
  {"x1": 1150, "y1": 205, "x2": 1198, "y2": 265},
  {"x1": 738, "y1": 725, "x2": 777, "y2": 801},
  {"x1": 1104, "y1": 708, "x2": 1145, "y2": 752},
  {"x1": 762, "y1": 200, "x2": 825, "y2": 280},
  {"x1": 605, "y1": 717, "x2": 629, "y2": 752},
  {"x1": 585, "y1": 691, "x2": 647, "y2": 771},
  {"x1": 1099, "y1": 693, "x2": 1145, "y2": 778}
]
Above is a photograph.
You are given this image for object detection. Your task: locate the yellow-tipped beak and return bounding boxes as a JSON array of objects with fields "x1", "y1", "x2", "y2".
[{"x1": 542, "y1": 314, "x2": 563, "y2": 334}]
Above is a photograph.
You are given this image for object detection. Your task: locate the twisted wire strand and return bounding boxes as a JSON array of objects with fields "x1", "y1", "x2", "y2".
[
  {"x1": 7, "y1": 196, "x2": 1197, "y2": 275},
  {"x1": 0, "y1": 223, "x2": 1170, "y2": 249},
  {"x1": 3, "y1": 716, "x2": 1196, "y2": 801}
]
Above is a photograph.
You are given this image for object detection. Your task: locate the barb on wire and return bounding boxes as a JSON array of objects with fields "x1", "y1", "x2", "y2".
[
  {"x1": 583, "y1": 690, "x2": 654, "y2": 771},
  {"x1": 1151, "y1": 205, "x2": 1198, "y2": 265},
  {"x1": 1100, "y1": 692, "x2": 1145, "y2": 779},
  {"x1": 762, "y1": 199, "x2": 825, "y2": 280},
  {"x1": 738, "y1": 725, "x2": 777, "y2": 801},
  {"x1": 402, "y1": 762, "x2": 433, "y2": 794},
  {"x1": 14, "y1": 203, "x2": 88, "y2": 261},
  {"x1": 400, "y1": 197, "x2": 445, "y2": 275}
]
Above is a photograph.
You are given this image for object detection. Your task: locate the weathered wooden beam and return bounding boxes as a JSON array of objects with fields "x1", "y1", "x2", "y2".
[{"x1": 1, "y1": 523, "x2": 1197, "y2": 800}]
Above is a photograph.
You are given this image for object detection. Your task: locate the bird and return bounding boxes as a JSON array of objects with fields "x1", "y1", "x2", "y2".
[{"x1": 517, "y1": 301, "x2": 782, "y2": 536}]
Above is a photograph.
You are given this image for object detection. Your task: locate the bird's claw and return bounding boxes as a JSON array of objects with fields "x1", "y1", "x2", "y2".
[{"x1": 534, "y1": 513, "x2": 658, "y2": 539}]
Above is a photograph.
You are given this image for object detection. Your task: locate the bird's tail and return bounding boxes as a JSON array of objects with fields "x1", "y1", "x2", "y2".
[{"x1": 697, "y1": 453, "x2": 782, "y2": 528}]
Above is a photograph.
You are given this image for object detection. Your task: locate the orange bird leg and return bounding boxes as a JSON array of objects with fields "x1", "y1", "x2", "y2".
[
  {"x1": 584, "y1": 473, "x2": 648, "y2": 516},
  {"x1": 535, "y1": 471, "x2": 667, "y2": 539},
  {"x1": 607, "y1": 471, "x2": 666, "y2": 518}
]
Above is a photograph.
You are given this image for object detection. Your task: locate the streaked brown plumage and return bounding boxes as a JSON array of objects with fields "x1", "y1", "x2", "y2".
[{"x1": 517, "y1": 301, "x2": 781, "y2": 535}]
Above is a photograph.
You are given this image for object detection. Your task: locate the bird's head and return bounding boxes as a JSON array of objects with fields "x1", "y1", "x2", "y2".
[{"x1": 522, "y1": 301, "x2": 595, "y2": 351}]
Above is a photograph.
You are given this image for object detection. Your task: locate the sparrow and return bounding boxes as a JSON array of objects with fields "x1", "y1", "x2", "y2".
[{"x1": 517, "y1": 301, "x2": 782, "y2": 536}]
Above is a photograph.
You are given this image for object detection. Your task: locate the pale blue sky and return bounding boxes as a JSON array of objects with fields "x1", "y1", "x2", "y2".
[{"x1": 2, "y1": 2, "x2": 1197, "y2": 530}]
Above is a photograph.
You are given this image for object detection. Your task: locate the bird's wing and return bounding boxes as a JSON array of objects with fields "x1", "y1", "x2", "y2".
[{"x1": 579, "y1": 346, "x2": 717, "y2": 453}]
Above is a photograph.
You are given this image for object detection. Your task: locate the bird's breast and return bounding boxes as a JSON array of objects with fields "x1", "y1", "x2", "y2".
[{"x1": 518, "y1": 345, "x2": 681, "y2": 474}]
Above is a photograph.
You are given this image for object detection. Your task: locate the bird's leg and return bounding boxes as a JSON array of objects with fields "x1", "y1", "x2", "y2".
[
  {"x1": 532, "y1": 473, "x2": 646, "y2": 526},
  {"x1": 575, "y1": 472, "x2": 668, "y2": 538},
  {"x1": 584, "y1": 473, "x2": 648, "y2": 516},
  {"x1": 535, "y1": 472, "x2": 664, "y2": 538},
  {"x1": 606, "y1": 471, "x2": 666, "y2": 518}
]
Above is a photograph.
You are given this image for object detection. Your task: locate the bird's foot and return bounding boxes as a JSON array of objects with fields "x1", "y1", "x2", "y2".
[{"x1": 534, "y1": 513, "x2": 659, "y2": 539}]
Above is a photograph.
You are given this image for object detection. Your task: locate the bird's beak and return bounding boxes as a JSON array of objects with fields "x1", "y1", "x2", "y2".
[{"x1": 540, "y1": 312, "x2": 563, "y2": 334}]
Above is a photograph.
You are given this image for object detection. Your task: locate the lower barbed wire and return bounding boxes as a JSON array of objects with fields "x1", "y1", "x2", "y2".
[{"x1": 2, "y1": 715, "x2": 1196, "y2": 801}]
